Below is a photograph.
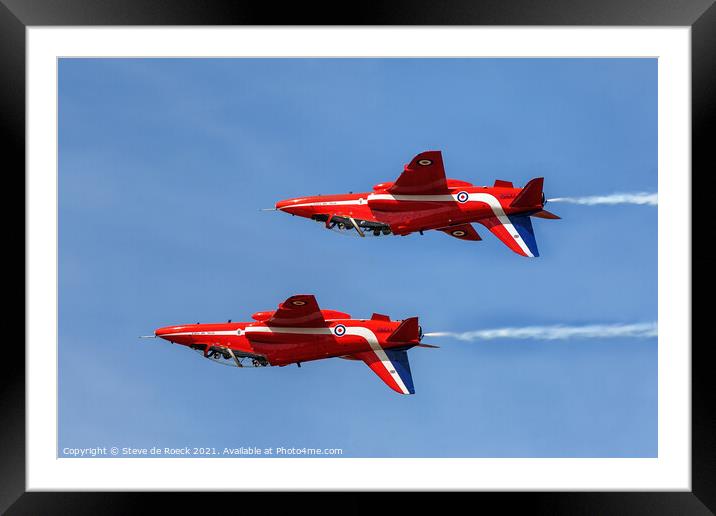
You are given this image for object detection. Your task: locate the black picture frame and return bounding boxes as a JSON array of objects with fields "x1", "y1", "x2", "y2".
[{"x1": 6, "y1": 1, "x2": 713, "y2": 513}]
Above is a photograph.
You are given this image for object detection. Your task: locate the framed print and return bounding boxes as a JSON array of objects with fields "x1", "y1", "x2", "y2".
[{"x1": 7, "y1": 0, "x2": 714, "y2": 513}]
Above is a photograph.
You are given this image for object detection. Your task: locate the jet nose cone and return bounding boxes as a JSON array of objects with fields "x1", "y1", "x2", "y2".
[
  {"x1": 154, "y1": 326, "x2": 176, "y2": 341},
  {"x1": 276, "y1": 198, "x2": 302, "y2": 211},
  {"x1": 275, "y1": 197, "x2": 313, "y2": 217},
  {"x1": 275, "y1": 198, "x2": 297, "y2": 211},
  {"x1": 153, "y1": 325, "x2": 194, "y2": 345}
]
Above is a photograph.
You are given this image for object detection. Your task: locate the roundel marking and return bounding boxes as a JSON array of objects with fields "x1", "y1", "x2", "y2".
[
  {"x1": 456, "y1": 191, "x2": 469, "y2": 203},
  {"x1": 333, "y1": 324, "x2": 347, "y2": 337},
  {"x1": 417, "y1": 159, "x2": 432, "y2": 166},
  {"x1": 452, "y1": 230, "x2": 466, "y2": 237},
  {"x1": 291, "y1": 300, "x2": 306, "y2": 306},
  {"x1": 237, "y1": 329, "x2": 243, "y2": 336}
]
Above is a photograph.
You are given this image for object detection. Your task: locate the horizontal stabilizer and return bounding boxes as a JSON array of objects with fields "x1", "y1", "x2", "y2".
[
  {"x1": 511, "y1": 177, "x2": 544, "y2": 209},
  {"x1": 494, "y1": 179, "x2": 513, "y2": 188},
  {"x1": 438, "y1": 223, "x2": 481, "y2": 241},
  {"x1": 371, "y1": 313, "x2": 391, "y2": 321},
  {"x1": 417, "y1": 343, "x2": 440, "y2": 348},
  {"x1": 531, "y1": 209, "x2": 561, "y2": 219}
]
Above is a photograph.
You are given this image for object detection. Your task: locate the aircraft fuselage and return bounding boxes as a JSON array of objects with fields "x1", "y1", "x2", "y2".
[
  {"x1": 276, "y1": 185, "x2": 543, "y2": 236},
  {"x1": 155, "y1": 318, "x2": 419, "y2": 367}
]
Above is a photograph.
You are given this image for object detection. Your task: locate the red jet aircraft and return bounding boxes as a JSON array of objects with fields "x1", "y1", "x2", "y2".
[
  {"x1": 151, "y1": 294, "x2": 436, "y2": 394},
  {"x1": 275, "y1": 150, "x2": 560, "y2": 257}
]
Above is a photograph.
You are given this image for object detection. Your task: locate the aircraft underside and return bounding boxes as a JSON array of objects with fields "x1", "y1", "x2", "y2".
[
  {"x1": 307, "y1": 201, "x2": 550, "y2": 257},
  {"x1": 311, "y1": 213, "x2": 392, "y2": 237},
  {"x1": 190, "y1": 344, "x2": 270, "y2": 368},
  {"x1": 311, "y1": 210, "x2": 481, "y2": 238}
]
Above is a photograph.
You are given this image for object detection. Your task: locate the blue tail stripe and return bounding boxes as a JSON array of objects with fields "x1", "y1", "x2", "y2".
[
  {"x1": 384, "y1": 349, "x2": 415, "y2": 394},
  {"x1": 508, "y1": 215, "x2": 539, "y2": 257}
]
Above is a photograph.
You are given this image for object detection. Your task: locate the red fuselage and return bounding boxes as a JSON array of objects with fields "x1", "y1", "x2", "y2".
[
  {"x1": 155, "y1": 316, "x2": 420, "y2": 367},
  {"x1": 275, "y1": 183, "x2": 543, "y2": 236},
  {"x1": 273, "y1": 150, "x2": 559, "y2": 257},
  {"x1": 152, "y1": 294, "x2": 424, "y2": 394}
]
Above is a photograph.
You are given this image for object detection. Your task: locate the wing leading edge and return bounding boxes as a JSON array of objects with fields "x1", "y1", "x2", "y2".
[{"x1": 438, "y1": 223, "x2": 482, "y2": 241}]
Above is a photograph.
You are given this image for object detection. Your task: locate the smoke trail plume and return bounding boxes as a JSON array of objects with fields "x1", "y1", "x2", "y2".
[
  {"x1": 548, "y1": 193, "x2": 657, "y2": 206},
  {"x1": 424, "y1": 322, "x2": 657, "y2": 342}
]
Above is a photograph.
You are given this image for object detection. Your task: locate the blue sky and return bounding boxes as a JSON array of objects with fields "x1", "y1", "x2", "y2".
[{"x1": 58, "y1": 58, "x2": 657, "y2": 457}]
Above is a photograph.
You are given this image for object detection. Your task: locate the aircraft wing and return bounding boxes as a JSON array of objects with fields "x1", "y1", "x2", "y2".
[
  {"x1": 265, "y1": 294, "x2": 327, "y2": 327},
  {"x1": 476, "y1": 214, "x2": 540, "y2": 257},
  {"x1": 387, "y1": 150, "x2": 449, "y2": 195},
  {"x1": 351, "y1": 348, "x2": 415, "y2": 395}
]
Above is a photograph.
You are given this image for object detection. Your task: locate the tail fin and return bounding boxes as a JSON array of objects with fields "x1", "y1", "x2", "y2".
[
  {"x1": 387, "y1": 317, "x2": 419, "y2": 343},
  {"x1": 511, "y1": 177, "x2": 544, "y2": 209}
]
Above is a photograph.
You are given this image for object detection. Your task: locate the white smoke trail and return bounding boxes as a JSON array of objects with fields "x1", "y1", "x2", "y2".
[
  {"x1": 424, "y1": 322, "x2": 657, "y2": 342},
  {"x1": 548, "y1": 192, "x2": 657, "y2": 206}
]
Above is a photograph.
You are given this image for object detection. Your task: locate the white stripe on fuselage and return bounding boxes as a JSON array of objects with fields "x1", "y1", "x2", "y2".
[
  {"x1": 281, "y1": 192, "x2": 533, "y2": 257},
  {"x1": 159, "y1": 325, "x2": 410, "y2": 394},
  {"x1": 158, "y1": 330, "x2": 240, "y2": 336},
  {"x1": 281, "y1": 200, "x2": 361, "y2": 208},
  {"x1": 244, "y1": 327, "x2": 410, "y2": 394}
]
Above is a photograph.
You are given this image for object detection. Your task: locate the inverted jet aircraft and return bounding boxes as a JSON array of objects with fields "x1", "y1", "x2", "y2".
[
  {"x1": 275, "y1": 150, "x2": 560, "y2": 257},
  {"x1": 150, "y1": 294, "x2": 435, "y2": 394}
]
